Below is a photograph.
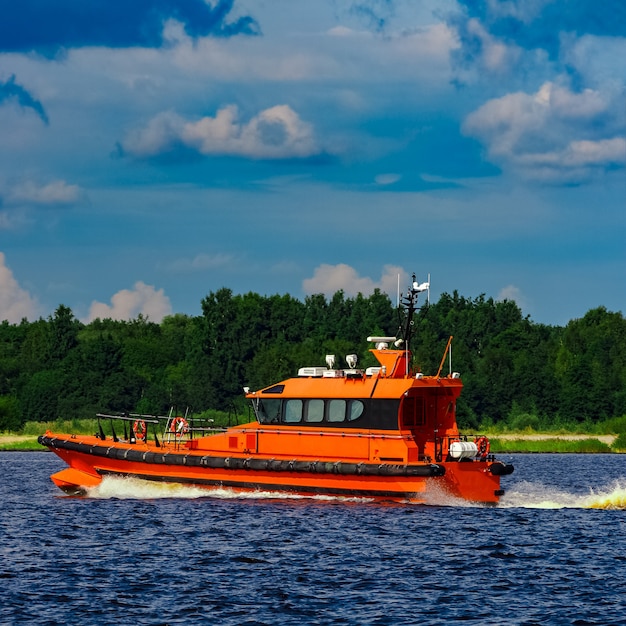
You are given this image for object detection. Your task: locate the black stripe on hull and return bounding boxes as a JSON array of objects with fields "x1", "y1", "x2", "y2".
[{"x1": 39, "y1": 435, "x2": 445, "y2": 478}]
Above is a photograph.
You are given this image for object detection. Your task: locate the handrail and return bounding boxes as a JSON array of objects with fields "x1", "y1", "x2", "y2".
[
  {"x1": 95, "y1": 414, "x2": 421, "y2": 442},
  {"x1": 96, "y1": 413, "x2": 160, "y2": 424}
]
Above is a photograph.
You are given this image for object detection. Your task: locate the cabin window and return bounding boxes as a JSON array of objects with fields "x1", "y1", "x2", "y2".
[
  {"x1": 284, "y1": 399, "x2": 303, "y2": 423},
  {"x1": 305, "y1": 399, "x2": 324, "y2": 423},
  {"x1": 256, "y1": 399, "x2": 282, "y2": 424},
  {"x1": 348, "y1": 400, "x2": 365, "y2": 421},
  {"x1": 327, "y1": 399, "x2": 346, "y2": 422},
  {"x1": 402, "y1": 396, "x2": 425, "y2": 428},
  {"x1": 254, "y1": 397, "x2": 399, "y2": 429},
  {"x1": 263, "y1": 385, "x2": 285, "y2": 394}
]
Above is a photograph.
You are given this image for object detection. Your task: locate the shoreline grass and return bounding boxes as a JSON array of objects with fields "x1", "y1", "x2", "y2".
[
  {"x1": 489, "y1": 437, "x2": 614, "y2": 454},
  {"x1": 0, "y1": 437, "x2": 43, "y2": 451}
]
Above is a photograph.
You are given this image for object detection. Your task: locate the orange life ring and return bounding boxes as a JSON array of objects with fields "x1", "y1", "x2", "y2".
[
  {"x1": 474, "y1": 435, "x2": 490, "y2": 459},
  {"x1": 171, "y1": 416, "x2": 189, "y2": 434},
  {"x1": 133, "y1": 420, "x2": 147, "y2": 441}
]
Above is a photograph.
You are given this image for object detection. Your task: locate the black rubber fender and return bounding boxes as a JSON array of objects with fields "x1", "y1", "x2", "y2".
[{"x1": 488, "y1": 461, "x2": 515, "y2": 476}]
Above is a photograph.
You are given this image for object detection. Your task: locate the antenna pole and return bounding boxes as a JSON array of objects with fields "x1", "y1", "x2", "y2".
[{"x1": 397, "y1": 273, "x2": 400, "y2": 308}]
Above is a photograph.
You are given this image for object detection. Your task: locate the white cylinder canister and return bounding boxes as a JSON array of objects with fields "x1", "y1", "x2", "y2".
[{"x1": 449, "y1": 441, "x2": 479, "y2": 460}]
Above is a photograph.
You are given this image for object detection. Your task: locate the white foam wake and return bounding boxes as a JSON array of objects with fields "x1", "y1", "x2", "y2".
[
  {"x1": 85, "y1": 475, "x2": 372, "y2": 503},
  {"x1": 499, "y1": 479, "x2": 626, "y2": 509}
]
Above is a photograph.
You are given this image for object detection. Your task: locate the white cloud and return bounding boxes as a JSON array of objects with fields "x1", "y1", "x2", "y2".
[
  {"x1": 517, "y1": 137, "x2": 626, "y2": 167},
  {"x1": 85, "y1": 281, "x2": 172, "y2": 323},
  {"x1": 564, "y1": 138, "x2": 626, "y2": 166},
  {"x1": 463, "y1": 81, "x2": 626, "y2": 181},
  {"x1": 463, "y1": 18, "x2": 523, "y2": 73},
  {"x1": 7, "y1": 179, "x2": 81, "y2": 205},
  {"x1": 497, "y1": 284, "x2": 526, "y2": 309},
  {"x1": 375, "y1": 173, "x2": 402, "y2": 186},
  {"x1": 0, "y1": 252, "x2": 39, "y2": 322},
  {"x1": 327, "y1": 26, "x2": 356, "y2": 37},
  {"x1": 120, "y1": 110, "x2": 185, "y2": 158},
  {"x1": 534, "y1": 82, "x2": 607, "y2": 119},
  {"x1": 302, "y1": 264, "x2": 408, "y2": 298},
  {"x1": 564, "y1": 34, "x2": 626, "y2": 90},
  {"x1": 484, "y1": 0, "x2": 550, "y2": 23},
  {"x1": 164, "y1": 17, "x2": 456, "y2": 84},
  {"x1": 123, "y1": 104, "x2": 320, "y2": 160},
  {"x1": 0, "y1": 178, "x2": 81, "y2": 233}
]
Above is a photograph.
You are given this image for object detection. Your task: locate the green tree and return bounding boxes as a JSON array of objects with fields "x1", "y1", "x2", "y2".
[
  {"x1": 2, "y1": 284, "x2": 626, "y2": 432},
  {"x1": 19, "y1": 319, "x2": 52, "y2": 376},
  {"x1": 556, "y1": 307, "x2": 626, "y2": 423},
  {"x1": 0, "y1": 395, "x2": 20, "y2": 431},
  {"x1": 20, "y1": 369, "x2": 64, "y2": 422},
  {"x1": 49, "y1": 305, "x2": 80, "y2": 362}
]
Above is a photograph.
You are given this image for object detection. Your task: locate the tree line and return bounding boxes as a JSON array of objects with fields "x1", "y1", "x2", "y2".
[{"x1": 1, "y1": 288, "x2": 625, "y2": 432}]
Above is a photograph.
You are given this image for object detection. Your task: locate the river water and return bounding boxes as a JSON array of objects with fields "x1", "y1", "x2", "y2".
[{"x1": 2, "y1": 451, "x2": 626, "y2": 625}]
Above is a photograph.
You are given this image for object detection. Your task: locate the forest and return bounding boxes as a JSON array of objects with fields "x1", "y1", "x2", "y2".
[{"x1": 1, "y1": 287, "x2": 625, "y2": 432}]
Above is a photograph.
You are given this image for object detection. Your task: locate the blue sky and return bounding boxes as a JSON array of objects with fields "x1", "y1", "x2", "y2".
[{"x1": 0, "y1": 0, "x2": 624, "y2": 327}]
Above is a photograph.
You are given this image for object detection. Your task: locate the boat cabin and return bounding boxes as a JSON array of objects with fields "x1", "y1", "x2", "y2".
[{"x1": 247, "y1": 339, "x2": 463, "y2": 463}]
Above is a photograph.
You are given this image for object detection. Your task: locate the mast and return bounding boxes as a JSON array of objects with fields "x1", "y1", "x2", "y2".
[{"x1": 399, "y1": 273, "x2": 430, "y2": 346}]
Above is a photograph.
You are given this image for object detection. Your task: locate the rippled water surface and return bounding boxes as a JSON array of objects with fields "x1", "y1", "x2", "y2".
[{"x1": 3, "y1": 452, "x2": 626, "y2": 625}]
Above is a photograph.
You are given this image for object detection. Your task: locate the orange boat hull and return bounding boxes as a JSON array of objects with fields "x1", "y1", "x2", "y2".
[{"x1": 40, "y1": 433, "x2": 506, "y2": 504}]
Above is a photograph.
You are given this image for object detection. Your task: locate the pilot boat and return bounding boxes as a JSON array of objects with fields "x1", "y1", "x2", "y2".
[{"x1": 39, "y1": 274, "x2": 513, "y2": 504}]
